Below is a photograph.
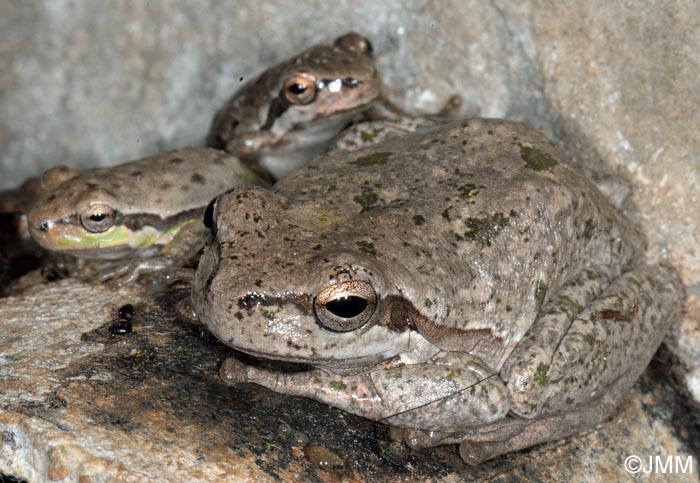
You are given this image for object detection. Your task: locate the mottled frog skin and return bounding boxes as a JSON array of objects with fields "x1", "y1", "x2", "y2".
[
  {"x1": 193, "y1": 119, "x2": 682, "y2": 463},
  {"x1": 207, "y1": 32, "x2": 381, "y2": 181},
  {"x1": 27, "y1": 148, "x2": 264, "y2": 281}
]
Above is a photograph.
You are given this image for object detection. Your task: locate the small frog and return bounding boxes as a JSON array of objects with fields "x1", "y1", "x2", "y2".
[
  {"x1": 27, "y1": 148, "x2": 264, "y2": 282},
  {"x1": 192, "y1": 119, "x2": 682, "y2": 464},
  {"x1": 206, "y1": 32, "x2": 382, "y2": 181}
]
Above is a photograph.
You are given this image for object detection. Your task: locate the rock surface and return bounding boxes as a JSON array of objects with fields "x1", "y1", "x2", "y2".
[
  {"x1": 0, "y1": 279, "x2": 697, "y2": 482},
  {"x1": 1, "y1": 0, "x2": 699, "y2": 481}
]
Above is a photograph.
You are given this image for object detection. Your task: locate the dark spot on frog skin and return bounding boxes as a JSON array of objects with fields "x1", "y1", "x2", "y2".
[
  {"x1": 191, "y1": 173, "x2": 206, "y2": 184},
  {"x1": 131, "y1": 170, "x2": 143, "y2": 178},
  {"x1": 534, "y1": 280, "x2": 548, "y2": 314},
  {"x1": 160, "y1": 182, "x2": 172, "y2": 190},
  {"x1": 180, "y1": 185, "x2": 190, "y2": 192},
  {"x1": 255, "y1": 279, "x2": 263, "y2": 287},
  {"x1": 519, "y1": 144, "x2": 558, "y2": 172},
  {"x1": 594, "y1": 304, "x2": 639, "y2": 322},
  {"x1": 85, "y1": 182, "x2": 98, "y2": 190},
  {"x1": 170, "y1": 157, "x2": 185, "y2": 165},
  {"x1": 46, "y1": 193, "x2": 56, "y2": 202},
  {"x1": 350, "y1": 152, "x2": 393, "y2": 166},
  {"x1": 441, "y1": 208, "x2": 451, "y2": 220},
  {"x1": 353, "y1": 186, "x2": 378, "y2": 212},
  {"x1": 458, "y1": 183, "x2": 481, "y2": 200},
  {"x1": 356, "y1": 240, "x2": 376, "y2": 256},
  {"x1": 463, "y1": 213, "x2": 509, "y2": 247},
  {"x1": 413, "y1": 214, "x2": 426, "y2": 226},
  {"x1": 583, "y1": 218, "x2": 595, "y2": 240}
]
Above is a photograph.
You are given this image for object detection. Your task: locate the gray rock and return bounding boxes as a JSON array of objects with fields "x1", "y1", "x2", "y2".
[{"x1": 0, "y1": 280, "x2": 697, "y2": 482}]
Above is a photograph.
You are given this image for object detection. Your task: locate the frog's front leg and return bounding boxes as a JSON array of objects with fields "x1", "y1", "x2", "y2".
[
  {"x1": 219, "y1": 352, "x2": 510, "y2": 432},
  {"x1": 93, "y1": 219, "x2": 204, "y2": 284}
]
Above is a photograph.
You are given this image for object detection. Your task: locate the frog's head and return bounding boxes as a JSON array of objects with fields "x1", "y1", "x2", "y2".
[
  {"x1": 27, "y1": 165, "x2": 163, "y2": 259},
  {"x1": 264, "y1": 32, "x2": 380, "y2": 129},
  {"x1": 193, "y1": 185, "x2": 421, "y2": 370}
]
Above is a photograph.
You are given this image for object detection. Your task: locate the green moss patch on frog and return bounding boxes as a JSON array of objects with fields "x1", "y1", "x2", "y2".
[
  {"x1": 360, "y1": 129, "x2": 383, "y2": 143},
  {"x1": 329, "y1": 380, "x2": 347, "y2": 391},
  {"x1": 463, "y1": 212, "x2": 509, "y2": 247},
  {"x1": 558, "y1": 295, "x2": 583, "y2": 318},
  {"x1": 356, "y1": 240, "x2": 376, "y2": 256},
  {"x1": 350, "y1": 152, "x2": 393, "y2": 167},
  {"x1": 353, "y1": 186, "x2": 379, "y2": 212},
  {"x1": 316, "y1": 210, "x2": 345, "y2": 226},
  {"x1": 533, "y1": 362, "x2": 549, "y2": 386},
  {"x1": 519, "y1": 144, "x2": 558, "y2": 172}
]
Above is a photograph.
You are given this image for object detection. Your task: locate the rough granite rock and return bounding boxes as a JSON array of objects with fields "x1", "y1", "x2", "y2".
[
  {"x1": 1, "y1": 0, "x2": 699, "y2": 481},
  {"x1": 0, "y1": 280, "x2": 697, "y2": 482}
]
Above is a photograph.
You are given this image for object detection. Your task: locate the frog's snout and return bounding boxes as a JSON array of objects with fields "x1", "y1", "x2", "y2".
[{"x1": 39, "y1": 220, "x2": 52, "y2": 232}]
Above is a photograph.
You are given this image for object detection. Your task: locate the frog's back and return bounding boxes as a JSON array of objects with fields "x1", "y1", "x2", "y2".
[
  {"x1": 276, "y1": 118, "x2": 643, "y2": 368},
  {"x1": 83, "y1": 148, "x2": 258, "y2": 219}
]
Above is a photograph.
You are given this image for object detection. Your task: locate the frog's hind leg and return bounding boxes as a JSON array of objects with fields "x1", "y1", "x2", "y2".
[
  {"x1": 404, "y1": 371, "x2": 627, "y2": 465},
  {"x1": 410, "y1": 264, "x2": 681, "y2": 464},
  {"x1": 503, "y1": 264, "x2": 681, "y2": 418}
]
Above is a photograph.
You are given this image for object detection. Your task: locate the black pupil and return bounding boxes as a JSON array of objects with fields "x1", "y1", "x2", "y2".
[
  {"x1": 288, "y1": 83, "x2": 307, "y2": 95},
  {"x1": 90, "y1": 213, "x2": 106, "y2": 222},
  {"x1": 324, "y1": 296, "x2": 367, "y2": 319},
  {"x1": 203, "y1": 197, "x2": 217, "y2": 230}
]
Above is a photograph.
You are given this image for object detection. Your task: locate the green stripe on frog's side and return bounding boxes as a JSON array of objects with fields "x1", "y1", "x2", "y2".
[
  {"x1": 55, "y1": 211, "x2": 203, "y2": 252},
  {"x1": 55, "y1": 224, "x2": 161, "y2": 250}
]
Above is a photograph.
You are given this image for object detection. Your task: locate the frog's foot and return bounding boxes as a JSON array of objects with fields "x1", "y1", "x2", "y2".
[
  {"x1": 436, "y1": 94, "x2": 463, "y2": 118},
  {"x1": 331, "y1": 117, "x2": 439, "y2": 152},
  {"x1": 87, "y1": 257, "x2": 194, "y2": 287},
  {"x1": 401, "y1": 388, "x2": 620, "y2": 465},
  {"x1": 219, "y1": 357, "x2": 249, "y2": 385},
  {"x1": 593, "y1": 174, "x2": 632, "y2": 210},
  {"x1": 221, "y1": 352, "x2": 510, "y2": 433},
  {"x1": 175, "y1": 297, "x2": 200, "y2": 325}
]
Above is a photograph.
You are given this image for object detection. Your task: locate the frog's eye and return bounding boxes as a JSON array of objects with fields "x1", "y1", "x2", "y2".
[
  {"x1": 80, "y1": 203, "x2": 116, "y2": 233},
  {"x1": 314, "y1": 280, "x2": 377, "y2": 332},
  {"x1": 203, "y1": 195, "x2": 218, "y2": 236},
  {"x1": 283, "y1": 73, "x2": 317, "y2": 105}
]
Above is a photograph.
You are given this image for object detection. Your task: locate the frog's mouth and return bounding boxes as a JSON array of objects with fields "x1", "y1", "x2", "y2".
[
  {"x1": 227, "y1": 347, "x2": 313, "y2": 374},
  {"x1": 30, "y1": 221, "x2": 162, "y2": 259},
  {"x1": 200, "y1": 292, "x2": 412, "y2": 371}
]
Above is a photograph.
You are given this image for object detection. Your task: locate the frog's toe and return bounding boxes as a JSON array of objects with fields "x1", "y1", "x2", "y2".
[{"x1": 219, "y1": 357, "x2": 249, "y2": 385}]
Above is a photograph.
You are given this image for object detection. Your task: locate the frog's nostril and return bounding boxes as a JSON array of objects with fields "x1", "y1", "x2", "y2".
[{"x1": 39, "y1": 221, "x2": 50, "y2": 232}]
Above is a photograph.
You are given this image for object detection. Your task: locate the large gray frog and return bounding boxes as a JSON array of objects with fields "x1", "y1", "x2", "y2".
[{"x1": 192, "y1": 118, "x2": 682, "y2": 463}]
